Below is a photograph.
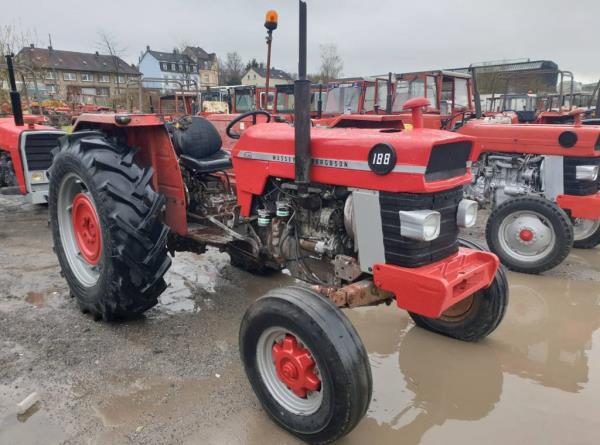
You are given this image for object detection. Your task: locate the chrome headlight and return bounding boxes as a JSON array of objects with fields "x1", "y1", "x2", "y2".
[
  {"x1": 399, "y1": 209, "x2": 441, "y2": 241},
  {"x1": 29, "y1": 170, "x2": 48, "y2": 184},
  {"x1": 576, "y1": 165, "x2": 599, "y2": 181},
  {"x1": 457, "y1": 199, "x2": 478, "y2": 228}
]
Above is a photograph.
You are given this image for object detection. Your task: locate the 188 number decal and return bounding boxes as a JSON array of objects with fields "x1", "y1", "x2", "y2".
[{"x1": 368, "y1": 143, "x2": 396, "y2": 175}]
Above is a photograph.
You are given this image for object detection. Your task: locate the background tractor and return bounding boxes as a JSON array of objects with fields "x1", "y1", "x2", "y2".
[
  {"x1": 392, "y1": 69, "x2": 600, "y2": 274},
  {"x1": 0, "y1": 55, "x2": 65, "y2": 204},
  {"x1": 48, "y1": 3, "x2": 508, "y2": 443}
]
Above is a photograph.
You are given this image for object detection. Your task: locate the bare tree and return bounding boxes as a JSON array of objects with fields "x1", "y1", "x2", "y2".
[
  {"x1": 319, "y1": 44, "x2": 343, "y2": 83},
  {"x1": 221, "y1": 52, "x2": 244, "y2": 85},
  {"x1": 0, "y1": 21, "x2": 40, "y2": 103},
  {"x1": 96, "y1": 30, "x2": 127, "y2": 96}
]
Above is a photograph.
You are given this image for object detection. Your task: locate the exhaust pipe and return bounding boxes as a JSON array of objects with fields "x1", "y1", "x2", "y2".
[
  {"x1": 5, "y1": 54, "x2": 24, "y2": 126},
  {"x1": 294, "y1": 0, "x2": 311, "y2": 184}
]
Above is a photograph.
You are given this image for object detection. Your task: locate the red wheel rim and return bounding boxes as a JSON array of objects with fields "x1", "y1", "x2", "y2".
[
  {"x1": 272, "y1": 334, "x2": 321, "y2": 398},
  {"x1": 71, "y1": 192, "x2": 102, "y2": 265},
  {"x1": 519, "y1": 229, "x2": 534, "y2": 242}
]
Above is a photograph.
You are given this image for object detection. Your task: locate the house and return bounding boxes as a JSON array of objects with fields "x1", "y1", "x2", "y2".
[
  {"x1": 241, "y1": 66, "x2": 293, "y2": 87},
  {"x1": 15, "y1": 45, "x2": 141, "y2": 103},
  {"x1": 183, "y1": 46, "x2": 219, "y2": 87},
  {"x1": 138, "y1": 47, "x2": 199, "y2": 92}
]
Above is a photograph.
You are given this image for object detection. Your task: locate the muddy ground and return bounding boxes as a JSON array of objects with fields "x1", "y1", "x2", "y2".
[{"x1": 1, "y1": 195, "x2": 599, "y2": 445}]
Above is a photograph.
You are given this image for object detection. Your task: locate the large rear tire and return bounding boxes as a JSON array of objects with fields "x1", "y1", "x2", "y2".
[
  {"x1": 408, "y1": 238, "x2": 509, "y2": 342},
  {"x1": 240, "y1": 286, "x2": 372, "y2": 444},
  {"x1": 486, "y1": 196, "x2": 573, "y2": 274},
  {"x1": 49, "y1": 131, "x2": 171, "y2": 320},
  {"x1": 572, "y1": 218, "x2": 600, "y2": 249}
]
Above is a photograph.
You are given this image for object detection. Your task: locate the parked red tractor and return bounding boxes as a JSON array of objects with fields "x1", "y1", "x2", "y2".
[
  {"x1": 394, "y1": 69, "x2": 600, "y2": 273},
  {"x1": 0, "y1": 55, "x2": 65, "y2": 204},
  {"x1": 48, "y1": 4, "x2": 508, "y2": 443}
]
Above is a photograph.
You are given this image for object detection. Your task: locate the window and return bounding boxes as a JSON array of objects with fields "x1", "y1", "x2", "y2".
[
  {"x1": 171, "y1": 63, "x2": 176, "y2": 71},
  {"x1": 324, "y1": 83, "x2": 361, "y2": 114},
  {"x1": 392, "y1": 80, "x2": 424, "y2": 112},
  {"x1": 179, "y1": 64, "x2": 183, "y2": 71},
  {"x1": 63, "y1": 72, "x2": 76, "y2": 81},
  {"x1": 45, "y1": 71, "x2": 56, "y2": 80},
  {"x1": 162, "y1": 63, "x2": 168, "y2": 71},
  {"x1": 363, "y1": 84, "x2": 376, "y2": 112},
  {"x1": 204, "y1": 74, "x2": 209, "y2": 82},
  {"x1": 99, "y1": 74, "x2": 110, "y2": 83},
  {"x1": 45, "y1": 84, "x2": 57, "y2": 94},
  {"x1": 81, "y1": 87, "x2": 96, "y2": 96},
  {"x1": 425, "y1": 76, "x2": 438, "y2": 109},
  {"x1": 97, "y1": 87, "x2": 109, "y2": 97},
  {"x1": 191, "y1": 65, "x2": 196, "y2": 72},
  {"x1": 81, "y1": 73, "x2": 94, "y2": 82},
  {"x1": 117, "y1": 74, "x2": 126, "y2": 83},
  {"x1": 454, "y1": 78, "x2": 469, "y2": 110}
]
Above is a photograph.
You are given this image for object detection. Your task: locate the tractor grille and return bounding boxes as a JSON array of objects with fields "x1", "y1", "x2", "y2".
[
  {"x1": 23, "y1": 132, "x2": 62, "y2": 171},
  {"x1": 425, "y1": 141, "x2": 472, "y2": 182},
  {"x1": 379, "y1": 186, "x2": 462, "y2": 268},
  {"x1": 563, "y1": 156, "x2": 600, "y2": 196}
]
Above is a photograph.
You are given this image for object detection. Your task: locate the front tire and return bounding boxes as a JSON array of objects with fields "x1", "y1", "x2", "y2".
[
  {"x1": 240, "y1": 286, "x2": 372, "y2": 444},
  {"x1": 486, "y1": 196, "x2": 573, "y2": 274},
  {"x1": 49, "y1": 132, "x2": 171, "y2": 320},
  {"x1": 409, "y1": 238, "x2": 509, "y2": 342},
  {"x1": 572, "y1": 218, "x2": 600, "y2": 249}
]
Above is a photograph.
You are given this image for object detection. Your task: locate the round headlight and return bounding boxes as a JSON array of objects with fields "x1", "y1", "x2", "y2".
[
  {"x1": 423, "y1": 214, "x2": 441, "y2": 241},
  {"x1": 457, "y1": 199, "x2": 478, "y2": 228}
]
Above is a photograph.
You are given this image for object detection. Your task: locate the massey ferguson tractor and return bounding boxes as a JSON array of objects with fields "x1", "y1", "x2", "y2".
[
  {"x1": 393, "y1": 69, "x2": 600, "y2": 274},
  {"x1": 48, "y1": 3, "x2": 508, "y2": 443},
  {"x1": 0, "y1": 55, "x2": 65, "y2": 204}
]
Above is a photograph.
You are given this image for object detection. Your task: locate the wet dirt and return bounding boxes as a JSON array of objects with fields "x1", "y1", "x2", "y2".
[{"x1": 1, "y1": 195, "x2": 600, "y2": 444}]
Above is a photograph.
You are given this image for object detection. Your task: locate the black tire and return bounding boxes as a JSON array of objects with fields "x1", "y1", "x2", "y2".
[
  {"x1": 572, "y1": 219, "x2": 600, "y2": 249},
  {"x1": 240, "y1": 286, "x2": 372, "y2": 444},
  {"x1": 171, "y1": 116, "x2": 222, "y2": 158},
  {"x1": 486, "y1": 196, "x2": 573, "y2": 274},
  {"x1": 409, "y1": 238, "x2": 509, "y2": 342},
  {"x1": 49, "y1": 131, "x2": 171, "y2": 320}
]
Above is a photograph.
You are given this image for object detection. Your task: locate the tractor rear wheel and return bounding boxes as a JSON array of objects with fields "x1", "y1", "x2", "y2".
[
  {"x1": 240, "y1": 286, "x2": 372, "y2": 444},
  {"x1": 408, "y1": 238, "x2": 509, "y2": 342},
  {"x1": 486, "y1": 196, "x2": 573, "y2": 274},
  {"x1": 49, "y1": 132, "x2": 171, "y2": 320},
  {"x1": 572, "y1": 218, "x2": 600, "y2": 249}
]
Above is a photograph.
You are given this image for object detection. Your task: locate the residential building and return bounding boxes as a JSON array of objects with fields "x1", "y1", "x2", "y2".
[
  {"x1": 139, "y1": 46, "x2": 203, "y2": 92},
  {"x1": 183, "y1": 47, "x2": 219, "y2": 87},
  {"x1": 241, "y1": 66, "x2": 293, "y2": 87},
  {"x1": 15, "y1": 45, "x2": 141, "y2": 103}
]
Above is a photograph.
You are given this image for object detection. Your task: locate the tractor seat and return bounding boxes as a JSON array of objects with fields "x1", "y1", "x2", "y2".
[{"x1": 180, "y1": 149, "x2": 232, "y2": 174}]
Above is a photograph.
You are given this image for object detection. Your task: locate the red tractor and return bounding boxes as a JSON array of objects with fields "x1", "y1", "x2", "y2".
[
  {"x1": 393, "y1": 69, "x2": 600, "y2": 273},
  {"x1": 48, "y1": 4, "x2": 507, "y2": 443},
  {"x1": 0, "y1": 55, "x2": 65, "y2": 204}
]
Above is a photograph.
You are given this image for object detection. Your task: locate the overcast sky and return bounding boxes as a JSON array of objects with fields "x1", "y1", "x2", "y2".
[{"x1": 4, "y1": 0, "x2": 599, "y2": 83}]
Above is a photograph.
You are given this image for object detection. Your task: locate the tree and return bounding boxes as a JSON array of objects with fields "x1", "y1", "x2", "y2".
[
  {"x1": 319, "y1": 44, "x2": 343, "y2": 83},
  {"x1": 0, "y1": 21, "x2": 40, "y2": 103},
  {"x1": 221, "y1": 51, "x2": 244, "y2": 85},
  {"x1": 245, "y1": 58, "x2": 260, "y2": 72},
  {"x1": 96, "y1": 31, "x2": 127, "y2": 96}
]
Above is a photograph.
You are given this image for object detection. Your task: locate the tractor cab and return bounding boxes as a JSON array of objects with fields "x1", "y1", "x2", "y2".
[
  {"x1": 392, "y1": 70, "x2": 474, "y2": 129},
  {"x1": 273, "y1": 84, "x2": 327, "y2": 119},
  {"x1": 323, "y1": 78, "x2": 390, "y2": 117},
  {"x1": 231, "y1": 86, "x2": 275, "y2": 113},
  {"x1": 486, "y1": 93, "x2": 539, "y2": 123},
  {"x1": 200, "y1": 87, "x2": 230, "y2": 114},
  {"x1": 158, "y1": 92, "x2": 200, "y2": 120}
]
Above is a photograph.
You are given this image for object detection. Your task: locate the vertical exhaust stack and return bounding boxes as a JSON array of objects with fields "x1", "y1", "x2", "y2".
[
  {"x1": 5, "y1": 54, "x2": 24, "y2": 126},
  {"x1": 294, "y1": 0, "x2": 311, "y2": 184}
]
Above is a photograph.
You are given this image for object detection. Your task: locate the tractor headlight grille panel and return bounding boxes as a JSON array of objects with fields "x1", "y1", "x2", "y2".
[
  {"x1": 399, "y1": 210, "x2": 441, "y2": 241},
  {"x1": 575, "y1": 165, "x2": 599, "y2": 182},
  {"x1": 457, "y1": 199, "x2": 478, "y2": 228}
]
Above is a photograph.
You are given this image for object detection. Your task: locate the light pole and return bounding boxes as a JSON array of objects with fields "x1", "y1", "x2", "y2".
[{"x1": 264, "y1": 10, "x2": 278, "y2": 110}]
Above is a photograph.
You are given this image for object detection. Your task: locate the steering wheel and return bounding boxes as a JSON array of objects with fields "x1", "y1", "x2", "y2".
[{"x1": 226, "y1": 110, "x2": 272, "y2": 139}]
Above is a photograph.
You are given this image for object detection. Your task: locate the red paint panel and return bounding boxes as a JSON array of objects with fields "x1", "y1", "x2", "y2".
[
  {"x1": 373, "y1": 247, "x2": 499, "y2": 318},
  {"x1": 556, "y1": 192, "x2": 600, "y2": 219}
]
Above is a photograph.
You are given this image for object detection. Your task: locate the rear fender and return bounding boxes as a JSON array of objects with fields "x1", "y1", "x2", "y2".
[{"x1": 74, "y1": 115, "x2": 187, "y2": 235}]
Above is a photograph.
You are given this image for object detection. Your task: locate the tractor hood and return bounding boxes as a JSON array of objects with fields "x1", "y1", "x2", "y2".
[{"x1": 231, "y1": 123, "x2": 475, "y2": 209}]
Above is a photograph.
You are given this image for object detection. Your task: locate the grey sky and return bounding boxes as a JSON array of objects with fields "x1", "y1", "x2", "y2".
[{"x1": 4, "y1": 0, "x2": 599, "y2": 83}]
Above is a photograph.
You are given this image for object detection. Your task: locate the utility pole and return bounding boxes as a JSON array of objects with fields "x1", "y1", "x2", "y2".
[{"x1": 264, "y1": 10, "x2": 278, "y2": 110}]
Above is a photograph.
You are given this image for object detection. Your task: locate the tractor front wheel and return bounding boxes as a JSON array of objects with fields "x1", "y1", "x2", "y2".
[
  {"x1": 572, "y1": 218, "x2": 600, "y2": 249},
  {"x1": 49, "y1": 132, "x2": 171, "y2": 320},
  {"x1": 408, "y1": 238, "x2": 509, "y2": 342},
  {"x1": 486, "y1": 196, "x2": 573, "y2": 274},
  {"x1": 240, "y1": 286, "x2": 372, "y2": 444}
]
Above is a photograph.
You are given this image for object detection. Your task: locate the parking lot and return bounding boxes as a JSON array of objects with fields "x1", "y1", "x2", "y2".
[{"x1": 0, "y1": 195, "x2": 599, "y2": 444}]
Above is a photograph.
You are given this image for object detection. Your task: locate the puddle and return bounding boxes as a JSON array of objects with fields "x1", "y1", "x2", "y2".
[
  {"x1": 0, "y1": 407, "x2": 66, "y2": 445},
  {"x1": 341, "y1": 272, "x2": 600, "y2": 444}
]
